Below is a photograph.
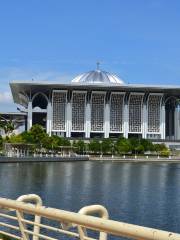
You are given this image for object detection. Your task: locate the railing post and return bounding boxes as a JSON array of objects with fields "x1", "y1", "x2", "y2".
[
  {"x1": 16, "y1": 194, "x2": 42, "y2": 240},
  {"x1": 16, "y1": 209, "x2": 30, "y2": 240},
  {"x1": 78, "y1": 205, "x2": 109, "y2": 240}
]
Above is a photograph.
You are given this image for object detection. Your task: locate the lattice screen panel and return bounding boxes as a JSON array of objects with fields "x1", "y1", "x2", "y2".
[
  {"x1": 110, "y1": 94, "x2": 124, "y2": 132},
  {"x1": 148, "y1": 95, "x2": 162, "y2": 132},
  {"x1": 72, "y1": 92, "x2": 86, "y2": 131},
  {"x1": 52, "y1": 91, "x2": 67, "y2": 131},
  {"x1": 91, "y1": 93, "x2": 105, "y2": 131},
  {"x1": 129, "y1": 95, "x2": 143, "y2": 132}
]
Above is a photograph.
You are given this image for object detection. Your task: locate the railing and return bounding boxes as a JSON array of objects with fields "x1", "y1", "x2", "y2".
[{"x1": 0, "y1": 194, "x2": 179, "y2": 240}]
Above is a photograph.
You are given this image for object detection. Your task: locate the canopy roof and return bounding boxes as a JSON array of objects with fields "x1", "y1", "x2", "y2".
[{"x1": 9, "y1": 67, "x2": 180, "y2": 106}]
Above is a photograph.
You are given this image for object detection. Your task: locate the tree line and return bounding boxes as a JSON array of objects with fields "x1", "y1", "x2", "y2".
[{"x1": 0, "y1": 124, "x2": 170, "y2": 156}]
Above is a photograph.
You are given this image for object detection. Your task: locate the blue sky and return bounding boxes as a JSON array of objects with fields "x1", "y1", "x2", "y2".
[{"x1": 0, "y1": 0, "x2": 180, "y2": 111}]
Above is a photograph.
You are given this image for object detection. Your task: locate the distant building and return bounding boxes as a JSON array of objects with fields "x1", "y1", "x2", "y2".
[{"x1": 10, "y1": 67, "x2": 180, "y2": 140}]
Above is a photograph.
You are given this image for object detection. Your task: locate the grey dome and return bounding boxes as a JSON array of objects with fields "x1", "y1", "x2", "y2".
[{"x1": 71, "y1": 70, "x2": 125, "y2": 85}]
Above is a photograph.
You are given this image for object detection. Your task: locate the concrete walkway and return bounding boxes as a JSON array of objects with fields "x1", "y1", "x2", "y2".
[{"x1": 90, "y1": 157, "x2": 180, "y2": 163}]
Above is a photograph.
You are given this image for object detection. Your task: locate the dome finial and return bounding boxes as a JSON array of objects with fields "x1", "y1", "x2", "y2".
[{"x1": 96, "y1": 61, "x2": 100, "y2": 71}]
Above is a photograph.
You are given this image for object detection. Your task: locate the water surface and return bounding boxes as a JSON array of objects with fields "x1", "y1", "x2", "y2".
[{"x1": 0, "y1": 161, "x2": 180, "y2": 234}]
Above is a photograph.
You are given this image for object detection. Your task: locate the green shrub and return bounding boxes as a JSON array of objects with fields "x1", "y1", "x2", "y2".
[{"x1": 160, "y1": 149, "x2": 170, "y2": 157}]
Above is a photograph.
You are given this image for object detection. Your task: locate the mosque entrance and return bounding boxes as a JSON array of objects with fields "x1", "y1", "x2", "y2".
[
  {"x1": 165, "y1": 97, "x2": 180, "y2": 140},
  {"x1": 32, "y1": 92, "x2": 48, "y2": 131},
  {"x1": 32, "y1": 112, "x2": 47, "y2": 129}
]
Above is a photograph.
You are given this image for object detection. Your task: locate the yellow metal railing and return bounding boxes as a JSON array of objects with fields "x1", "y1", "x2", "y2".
[{"x1": 0, "y1": 194, "x2": 179, "y2": 240}]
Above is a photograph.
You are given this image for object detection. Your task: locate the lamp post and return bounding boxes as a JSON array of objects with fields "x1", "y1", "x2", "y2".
[
  {"x1": 40, "y1": 143, "x2": 42, "y2": 157},
  {"x1": 135, "y1": 149, "x2": 137, "y2": 159},
  {"x1": 111, "y1": 142, "x2": 114, "y2": 159},
  {"x1": 100, "y1": 143, "x2": 102, "y2": 158}
]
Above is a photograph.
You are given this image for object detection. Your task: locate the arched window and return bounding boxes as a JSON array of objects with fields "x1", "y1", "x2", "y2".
[{"x1": 32, "y1": 93, "x2": 48, "y2": 109}]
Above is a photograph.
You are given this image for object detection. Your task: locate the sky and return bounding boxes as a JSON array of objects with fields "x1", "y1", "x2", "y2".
[{"x1": 0, "y1": 0, "x2": 180, "y2": 111}]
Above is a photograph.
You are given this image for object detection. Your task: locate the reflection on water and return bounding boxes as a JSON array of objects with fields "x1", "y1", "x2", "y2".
[{"x1": 0, "y1": 162, "x2": 180, "y2": 233}]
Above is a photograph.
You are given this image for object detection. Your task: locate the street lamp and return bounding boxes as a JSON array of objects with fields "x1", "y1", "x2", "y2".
[
  {"x1": 100, "y1": 143, "x2": 102, "y2": 158},
  {"x1": 111, "y1": 142, "x2": 114, "y2": 159}
]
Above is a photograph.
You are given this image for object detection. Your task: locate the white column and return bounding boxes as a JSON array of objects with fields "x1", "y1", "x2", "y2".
[
  {"x1": 104, "y1": 103, "x2": 110, "y2": 138},
  {"x1": 66, "y1": 102, "x2": 72, "y2": 137},
  {"x1": 123, "y1": 104, "x2": 129, "y2": 138},
  {"x1": 161, "y1": 105, "x2": 166, "y2": 139},
  {"x1": 27, "y1": 101, "x2": 32, "y2": 131},
  {"x1": 177, "y1": 108, "x2": 180, "y2": 140},
  {"x1": 85, "y1": 103, "x2": 91, "y2": 138},
  {"x1": 174, "y1": 107, "x2": 180, "y2": 140},
  {"x1": 142, "y1": 104, "x2": 147, "y2": 139},
  {"x1": 46, "y1": 101, "x2": 52, "y2": 136}
]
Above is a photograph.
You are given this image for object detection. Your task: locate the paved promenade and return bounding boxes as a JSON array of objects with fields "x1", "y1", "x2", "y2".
[
  {"x1": 1, "y1": 156, "x2": 180, "y2": 163},
  {"x1": 90, "y1": 156, "x2": 180, "y2": 163}
]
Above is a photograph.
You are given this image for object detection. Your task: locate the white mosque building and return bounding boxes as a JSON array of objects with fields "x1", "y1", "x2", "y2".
[{"x1": 10, "y1": 66, "x2": 180, "y2": 140}]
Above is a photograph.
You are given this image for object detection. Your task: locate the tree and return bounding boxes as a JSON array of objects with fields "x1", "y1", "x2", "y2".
[
  {"x1": 89, "y1": 140, "x2": 101, "y2": 154},
  {"x1": 135, "y1": 144, "x2": 144, "y2": 154},
  {"x1": 8, "y1": 134, "x2": 24, "y2": 144},
  {"x1": 73, "y1": 140, "x2": 86, "y2": 154},
  {"x1": 28, "y1": 124, "x2": 48, "y2": 146},
  {"x1": 101, "y1": 138, "x2": 113, "y2": 154},
  {"x1": 153, "y1": 143, "x2": 169, "y2": 156},
  {"x1": 4, "y1": 121, "x2": 15, "y2": 136},
  {"x1": 50, "y1": 135, "x2": 63, "y2": 149},
  {"x1": 0, "y1": 116, "x2": 15, "y2": 136},
  {"x1": 129, "y1": 138, "x2": 140, "y2": 154},
  {"x1": 20, "y1": 131, "x2": 34, "y2": 143},
  {"x1": 41, "y1": 135, "x2": 54, "y2": 150},
  {"x1": 61, "y1": 138, "x2": 71, "y2": 146},
  {"x1": 115, "y1": 137, "x2": 131, "y2": 154},
  {"x1": 140, "y1": 139, "x2": 154, "y2": 152}
]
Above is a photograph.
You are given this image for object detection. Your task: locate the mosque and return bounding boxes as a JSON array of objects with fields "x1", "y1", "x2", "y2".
[{"x1": 9, "y1": 65, "x2": 180, "y2": 141}]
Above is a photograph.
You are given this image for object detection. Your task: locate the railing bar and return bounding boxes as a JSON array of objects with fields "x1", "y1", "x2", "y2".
[
  {"x1": 0, "y1": 230, "x2": 21, "y2": 240},
  {"x1": 21, "y1": 218, "x2": 97, "y2": 240},
  {"x1": 24, "y1": 229, "x2": 58, "y2": 240},
  {"x1": 0, "y1": 215, "x2": 96, "y2": 240},
  {"x1": 24, "y1": 228, "x2": 96, "y2": 240},
  {"x1": 0, "y1": 221, "x2": 20, "y2": 230},
  {"x1": 0, "y1": 212, "x2": 18, "y2": 220},
  {"x1": 22, "y1": 218, "x2": 79, "y2": 236},
  {"x1": 1, "y1": 198, "x2": 180, "y2": 240},
  {"x1": 13, "y1": 204, "x2": 173, "y2": 240}
]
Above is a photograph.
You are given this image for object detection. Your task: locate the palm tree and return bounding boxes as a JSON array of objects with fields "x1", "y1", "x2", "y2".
[{"x1": 0, "y1": 115, "x2": 15, "y2": 136}]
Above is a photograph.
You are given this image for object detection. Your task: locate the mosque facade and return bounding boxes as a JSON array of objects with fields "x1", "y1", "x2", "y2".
[{"x1": 10, "y1": 67, "x2": 180, "y2": 140}]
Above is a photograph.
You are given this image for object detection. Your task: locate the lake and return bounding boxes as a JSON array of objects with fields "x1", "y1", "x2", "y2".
[{"x1": 0, "y1": 161, "x2": 180, "y2": 236}]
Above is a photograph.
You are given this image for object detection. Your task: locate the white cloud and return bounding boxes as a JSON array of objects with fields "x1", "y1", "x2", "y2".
[
  {"x1": 0, "y1": 91, "x2": 12, "y2": 103},
  {"x1": 0, "y1": 91, "x2": 14, "y2": 112}
]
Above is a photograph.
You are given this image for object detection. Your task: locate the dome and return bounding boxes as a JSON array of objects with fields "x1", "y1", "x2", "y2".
[{"x1": 71, "y1": 69, "x2": 125, "y2": 85}]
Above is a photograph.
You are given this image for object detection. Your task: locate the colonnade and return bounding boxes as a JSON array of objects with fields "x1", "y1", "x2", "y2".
[{"x1": 26, "y1": 91, "x2": 180, "y2": 140}]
